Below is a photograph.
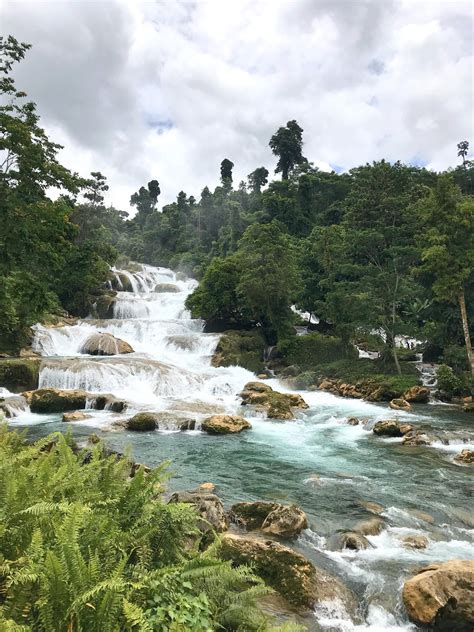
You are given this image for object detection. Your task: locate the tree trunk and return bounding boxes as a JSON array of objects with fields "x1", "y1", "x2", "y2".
[
  {"x1": 391, "y1": 335, "x2": 401, "y2": 375},
  {"x1": 458, "y1": 289, "x2": 474, "y2": 376}
]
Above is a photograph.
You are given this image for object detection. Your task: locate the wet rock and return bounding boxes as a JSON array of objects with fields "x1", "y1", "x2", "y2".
[
  {"x1": 359, "y1": 500, "x2": 384, "y2": 515},
  {"x1": 389, "y1": 398, "x2": 412, "y2": 412},
  {"x1": 24, "y1": 388, "x2": 87, "y2": 413},
  {"x1": 169, "y1": 490, "x2": 228, "y2": 533},
  {"x1": 94, "y1": 294, "x2": 117, "y2": 319},
  {"x1": 125, "y1": 412, "x2": 158, "y2": 431},
  {"x1": 151, "y1": 411, "x2": 195, "y2": 431},
  {"x1": 197, "y1": 482, "x2": 216, "y2": 493},
  {"x1": 19, "y1": 347, "x2": 40, "y2": 358},
  {"x1": 354, "y1": 517, "x2": 385, "y2": 536},
  {"x1": 454, "y1": 448, "x2": 474, "y2": 464},
  {"x1": 404, "y1": 386, "x2": 430, "y2": 403},
  {"x1": 80, "y1": 332, "x2": 134, "y2": 356},
  {"x1": 90, "y1": 393, "x2": 127, "y2": 412},
  {"x1": 373, "y1": 419, "x2": 414, "y2": 437},
  {"x1": 407, "y1": 509, "x2": 435, "y2": 524},
  {"x1": 240, "y1": 382, "x2": 308, "y2": 420},
  {"x1": 154, "y1": 283, "x2": 180, "y2": 293},
  {"x1": 0, "y1": 358, "x2": 41, "y2": 392},
  {"x1": 0, "y1": 395, "x2": 28, "y2": 418},
  {"x1": 111, "y1": 272, "x2": 134, "y2": 291},
  {"x1": 221, "y1": 533, "x2": 358, "y2": 612},
  {"x1": 262, "y1": 505, "x2": 308, "y2": 538},
  {"x1": 62, "y1": 411, "x2": 90, "y2": 422},
  {"x1": 402, "y1": 535, "x2": 428, "y2": 549},
  {"x1": 230, "y1": 501, "x2": 280, "y2": 530},
  {"x1": 402, "y1": 431, "x2": 433, "y2": 446},
  {"x1": 402, "y1": 559, "x2": 474, "y2": 630},
  {"x1": 327, "y1": 531, "x2": 372, "y2": 551},
  {"x1": 347, "y1": 417, "x2": 360, "y2": 426},
  {"x1": 463, "y1": 402, "x2": 474, "y2": 412},
  {"x1": 201, "y1": 414, "x2": 251, "y2": 434}
]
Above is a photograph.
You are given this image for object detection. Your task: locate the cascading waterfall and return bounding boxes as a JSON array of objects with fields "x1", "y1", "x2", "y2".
[{"x1": 5, "y1": 262, "x2": 472, "y2": 632}]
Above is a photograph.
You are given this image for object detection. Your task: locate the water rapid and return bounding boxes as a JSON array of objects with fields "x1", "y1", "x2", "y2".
[{"x1": 7, "y1": 264, "x2": 473, "y2": 631}]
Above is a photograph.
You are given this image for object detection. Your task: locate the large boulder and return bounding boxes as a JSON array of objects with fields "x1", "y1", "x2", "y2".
[
  {"x1": 327, "y1": 531, "x2": 372, "y2": 551},
  {"x1": 353, "y1": 517, "x2": 385, "y2": 536},
  {"x1": 62, "y1": 411, "x2": 91, "y2": 422},
  {"x1": 80, "y1": 332, "x2": 134, "y2": 356},
  {"x1": 89, "y1": 393, "x2": 127, "y2": 412},
  {"x1": 94, "y1": 294, "x2": 117, "y2": 319},
  {"x1": 402, "y1": 430, "x2": 433, "y2": 446},
  {"x1": 373, "y1": 419, "x2": 414, "y2": 437},
  {"x1": 126, "y1": 412, "x2": 158, "y2": 431},
  {"x1": 454, "y1": 449, "x2": 474, "y2": 465},
  {"x1": 221, "y1": 533, "x2": 358, "y2": 613},
  {"x1": 240, "y1": 382, "x2": 308, "y2": 420},
  {"x1": 168, "y1": 490, "x2": 228, "y2": 533},
  {"x1": 402, "y1": 560, "x2": 474, "y2": 631},
  {"x1": 111, "y1": 272, "x2": 134, "y2": 292},
  {"x1": 0, "y1": 358, "x2": 41, "y2": 392},
  {"x1": 404, "y1": 385, "x2": 430, "y2": 403},
  {"x1": 201, "y1": 414, "x2": 251, "y2": 434},
  {"x1": 24, "y1": 388, "x2": 87, "y2": 413},
  {"x1": 230, "y1": 501, "x2": 307, "y2": 538}
]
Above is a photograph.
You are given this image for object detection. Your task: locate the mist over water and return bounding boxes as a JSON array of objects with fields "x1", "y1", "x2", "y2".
[{"x1": 8, "y1": 264, "x2": 473, "y2": 631}]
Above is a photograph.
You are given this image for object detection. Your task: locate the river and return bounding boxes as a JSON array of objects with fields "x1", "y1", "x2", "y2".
[{"x1": 5, "y1": 264, "x2": 474, "y2": 631}]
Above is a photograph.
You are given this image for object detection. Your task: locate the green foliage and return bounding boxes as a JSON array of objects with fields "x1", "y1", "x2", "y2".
[
  {"x1": 269, "y1": 120, "x2": 306, "y2": 180},
  {"x1": 278, "y1": 333, "x2": 357, "y2": 370},
  {"x1": 0, "y1": 426, "x2": 298, "y2": 631}
]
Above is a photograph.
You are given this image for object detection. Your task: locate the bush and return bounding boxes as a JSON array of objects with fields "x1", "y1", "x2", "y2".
[
  {"x1": 436, "y1": 364, "x2": 473, "y2": 398},
  {"x1": 0, "y1": 426, "x2": 300, "y2": 631},
  {"x1": 278, "y1": 333, "x2": 357, "y2": 370}
]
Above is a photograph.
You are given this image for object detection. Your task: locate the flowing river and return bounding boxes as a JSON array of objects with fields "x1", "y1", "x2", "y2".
[{"x1": 5, "y1": 264, "x2": 474, "y2": 631}]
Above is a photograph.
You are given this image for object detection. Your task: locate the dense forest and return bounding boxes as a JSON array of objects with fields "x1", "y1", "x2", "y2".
[{"x1": 1, "y1": 35, "x2": 473, "y2": 391}]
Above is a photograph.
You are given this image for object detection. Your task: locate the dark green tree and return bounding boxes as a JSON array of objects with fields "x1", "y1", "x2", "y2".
[
  {"x1": 247, "y1": 167, "x2": 269, "y2": 193},
  {"x1": 269, "y1": 120, "x2": 306, "y2": 180},
  {"x1": 220, "y1": 158, "x2": 234, "y2": 189}
]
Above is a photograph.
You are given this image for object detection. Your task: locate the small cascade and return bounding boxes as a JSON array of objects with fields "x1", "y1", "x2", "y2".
[{"x1": 416, "y1": 362, "x2": 438, "y2": 392}]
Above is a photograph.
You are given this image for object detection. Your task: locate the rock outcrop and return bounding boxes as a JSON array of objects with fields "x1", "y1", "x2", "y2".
[
  {"x1": 62, "y1": 411, "x2": 90, "y2": 422},
  {"x1": 327, "y1": 531, "x2": 372, "y2": 551},
  {"x1": 389, "y1": 398, "x2": 412, "y2": 412},
  {"x1": 373, "y1": 419, "x2": 414, "y2": 437},
  {"x1": 168, "y1": 490, "x2": 228, "y2": 533},
  {"x1": 0, "y1": 358, "x2": 41, "y2": 392},
  {"x1": 353, "y1": 517, "x2": 385, "y2": 536},
  {"x1": 404, "y1": 385, "x2": 430, "y2": 403},
  {"x1": 24, "y1": 388, "x2": 88, "y2": 413},
  {"x1": 402, "y1": 560, "x2": 474, "y2": 630},
  {"x1": 317, "y1": 377, "x2": 420, "y2": 402},
  {"x1": 94, "y1": 293, "x2": 117, "y2": 319},
  {"x1": 154, "y1": 283, "x2": 180, "y2": 293},
  {"x1": 221, "y1": 533, "x2": 358, "y2": 612},
  {"x1": 80, "y1": 332, "x2": 134, "y2": 356},
  {"x1": 201, "y1": 414, "x2": 251, "y2": 434},
  {"x1": 230, "y1": 501, "x2": 308, "y2": 538},
  {"x1": 239, "y1": 382, "x2": 308, "y2": 420}
]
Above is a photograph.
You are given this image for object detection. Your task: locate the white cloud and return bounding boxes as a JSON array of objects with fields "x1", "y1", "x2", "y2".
[{"x1": 1, "y1": 0, "x2": 472, "y2": 210}]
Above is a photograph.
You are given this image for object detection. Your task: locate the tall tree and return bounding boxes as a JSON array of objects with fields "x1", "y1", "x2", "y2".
[
  {"x1": 247, "y1": 167, "x2": 269, "y2": 193},
  {"x1": 269, "y1": 120, "x2": 306, "y2": 180},
  {"x1": 220, "y1": 158, "x2": 234, "y2": 189},
  {"x1": 420, "y1": 175, "x2": 474, "y2": 375},
  {"x1": 130, "y1": 179, "x2": 160, "y2": 227},
  {"x1": 457, "y1": 140, "x2": 469, "y2": 166}
]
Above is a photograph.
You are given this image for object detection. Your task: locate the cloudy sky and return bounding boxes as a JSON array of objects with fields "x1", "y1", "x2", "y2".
[{"x1": 2, "y1": 0, "x2": 473, "y2": 211}]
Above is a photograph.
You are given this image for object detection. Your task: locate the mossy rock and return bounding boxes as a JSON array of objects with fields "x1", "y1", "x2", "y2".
[
  {"x1": 25, "y1": 388, "x2": 87, "y2": 413},
  {"x1": 0, "y1": 358, "x2": 41, "y2": 392},
  {"x1": 154, "y1": 283, "x2": 180, "y2": 293},
  {"x1": 240, "y1": 382, "x2": 308, "y2": 420},
  {"x1": 126, "y1": 412, "x2": 158, "y2": 431},
  {"x1": 94, "y1": 294, "x2": 117, "y2": 319},
  {"x1": 211, "y1": 330, "x2": 265, "y2": 373}
]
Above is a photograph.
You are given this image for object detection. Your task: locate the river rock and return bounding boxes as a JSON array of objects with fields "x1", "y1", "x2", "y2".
[
  {"x1": 168, "y1": 490, "x2": 228, "y2": 533},
  {"x1": 402, "y1": 535, "x2": 428, "y2": 549},
  {"x1": 126, "y1": 412, "x2": 158, "y2": 431},
  {"x1": 359, "y1": 500, "x2": 385, "y2": 515},
  {"x1": 197, "y1": 482, "x2": 216, "y2": 493},
  {"x1": 80, "y1": 332, "x2": 134, "y2": 356},
  {"x1": 373, "y1": 419, "x2": 414, "y2": 437},
  {"x1": 0, "y1": 395, "x2": 28, "y2": 418},
  {"x1": 201, "y1": 414, "x2": 251, "y2": 434},
  {"x1": 401, "y1": 430, "x2": 433, "y2": 446},
  {"x1": 221, "y1": 533, "x2": 358, "y2": 612},
  {"x1": 463, "y1": 402, "x2": 474, "y2": 412},
  {"x1": 154, "y1": 283, "x2": 180, "y2": 293},
  {"x1": 111, "y1": 272, "x2": 134, "y2": 291},
  {"x1": 454, "y1": 448, "x2": 474, "y2": 464},
  {"x1": 240, "y1": 382, "x2": 308, "y2": 420},
  {"x1": 261, "y1": 504, "x2": 308, "y2": 538},
  {"x1": 346, "y1": 417, "x2": 360, "y2": 425},
  {"x1": 94, "y1": 294, "x2": 117, "y2": 319},
  {"x1": 389, "y1": 398, "x2": 412, "y2": 412},
  {"x1": 0, "y1": 358, "x2": 41, "y2": 392},
  {"x1": 62, "y1": 411, "x2": 90, "y2": 422},
  {"x1": 89, "y1": 393, "x2": 127, "y2": 412},
  {"x1": 327, "y1": 531, "x2": 372, "y2": 551},
  {"x1": 404, "y1": 385, "x2": 430, "y2": 403},
  {"x1": 402, "y1": 559, "x2": 474, "y2": 630},
  {"x1": 354, "y1": 517, "x2": 385, "y2": 536},
  {"x1": 230, "y1": 501, "x2": 281, "y2": 529},
  {"x1": 24, "y1": 388, "x2": 87, "y2": 413}
]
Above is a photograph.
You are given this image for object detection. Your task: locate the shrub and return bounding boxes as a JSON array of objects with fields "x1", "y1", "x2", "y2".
[{"x1": 278, "y1": 333, "x2": 357, "y2": 370}]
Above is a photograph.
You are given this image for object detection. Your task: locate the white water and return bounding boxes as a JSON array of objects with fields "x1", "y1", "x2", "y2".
[{"x1": 5, "y1": 263, "x2": 472, "y2": 631}]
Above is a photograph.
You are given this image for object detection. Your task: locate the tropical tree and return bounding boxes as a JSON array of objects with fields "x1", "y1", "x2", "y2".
[
  {"x1": 247, "y1": 166, "x2": 269, "y2": 193},
  {"x1": 269, "y1": 120, "x2": 306, "y2": 180}
]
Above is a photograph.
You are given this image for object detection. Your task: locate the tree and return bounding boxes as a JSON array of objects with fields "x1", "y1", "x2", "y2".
[
  {"x1": 130, "y1": 179, "x2": 160, "y2": 227},
  {"x1": 457, "y1": 140, "x2": 469, "y2": 166},
  {"x1": 237, "y1": 222, "x2": 300, "y2": 342},
  {"x1": 220, "y1": 158, "x2": 234, "y2": 189},
  {"x1": 269, "y1": 120, "x2": 306, "y2": 180},
  {"x1": 247, "y1": 167, "x2": 269, "y2": 193},
  {"x1": 83, "y1": 171, "x2": 108, "y2": 206},
  {"x1": 419, "y1": 175, "x2": 474, "y2": 375}
]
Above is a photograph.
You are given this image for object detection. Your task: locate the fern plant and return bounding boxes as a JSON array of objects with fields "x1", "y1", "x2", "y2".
[{"x1": 0, "y1": 425, "x2": 305, "y2": 631}]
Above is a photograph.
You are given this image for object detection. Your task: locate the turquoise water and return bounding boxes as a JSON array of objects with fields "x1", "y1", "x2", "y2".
[{"x1": 5, "y1": 264, "x2": 473, "y2": 631}]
